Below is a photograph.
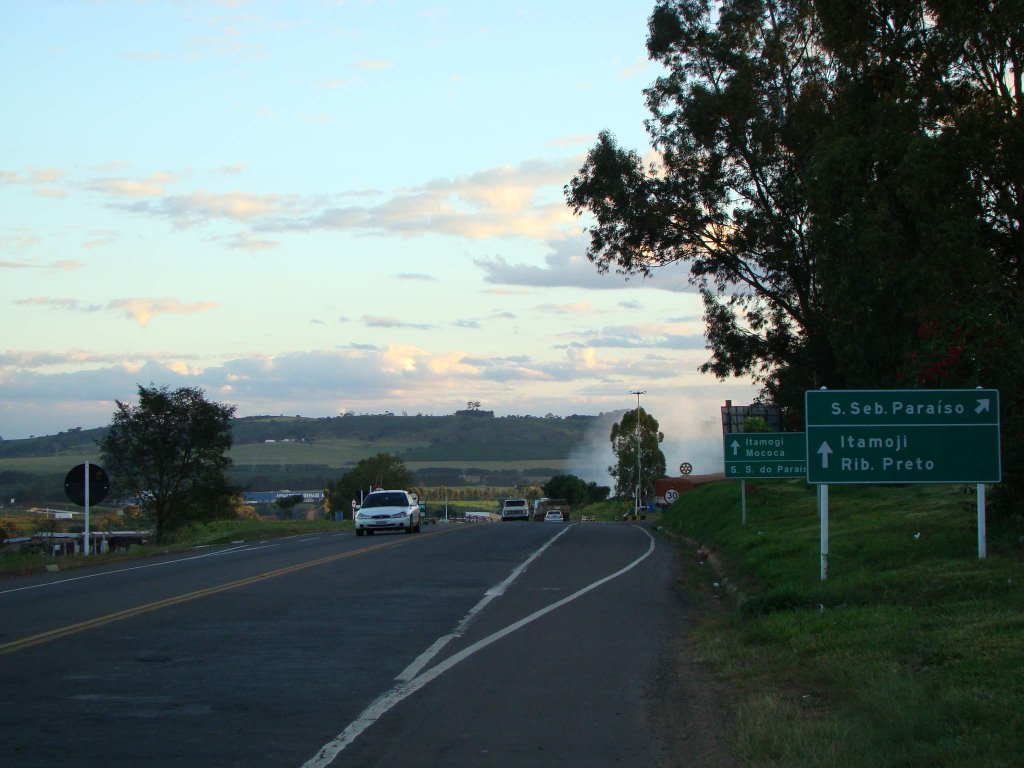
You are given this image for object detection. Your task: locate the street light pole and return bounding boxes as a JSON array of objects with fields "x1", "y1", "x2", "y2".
[{"x1": 630, "y1": 390, "x2": 646, "y2": 515}]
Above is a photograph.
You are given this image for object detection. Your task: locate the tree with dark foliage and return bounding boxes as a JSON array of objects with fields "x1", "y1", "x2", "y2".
[
  {"x1": 567, "y1": 0, "x2": 1024, "y2": 515},
  {"x1": 99, "y1": 385, "x2": 236, "y2": 541},
  {"x1": 326, "y1": 453, "x2": 414, "y2": 516},
  {"x1": 609, "y1": 408, "x2": 666, "y2": 501}
]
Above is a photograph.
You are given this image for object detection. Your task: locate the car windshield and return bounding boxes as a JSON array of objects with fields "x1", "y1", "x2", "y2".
[
  {"x1": 362, "y1": 492, "x2": 408, "y2": 508},
  {"x1": 505, "y1": 499, "x2": 526, "y2": 506}
]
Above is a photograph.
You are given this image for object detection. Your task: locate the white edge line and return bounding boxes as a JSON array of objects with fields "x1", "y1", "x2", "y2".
[
  {"x1": 302, "y1": 525, "x2": 655, "y2": 768},
  {"x1": 394, "y1": 525, "x2": 572, "y2": 683}
]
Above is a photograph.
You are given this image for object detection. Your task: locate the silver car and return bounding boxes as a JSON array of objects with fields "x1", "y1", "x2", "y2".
[{"x1": 355, "y1": 490, "x2": 422, "y2": 535}]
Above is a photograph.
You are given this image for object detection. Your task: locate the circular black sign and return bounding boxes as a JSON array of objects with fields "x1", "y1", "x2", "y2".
[
  {"x1": 64, "y1": 464, "x2": 110, "y2": 507},
  {"x1": 679, "y1": 462, "x2": 693, "y2": 475}
]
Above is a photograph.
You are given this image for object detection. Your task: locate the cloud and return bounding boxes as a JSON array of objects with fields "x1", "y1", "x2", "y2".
[
  {"x1": 0, "y1": 168, "x2": 65, "y2": 185},
  {"x1": 222, "y1": 234, "x2": 280, "y2": 251},
  {"x1": 16, "y1": 297, "x2": 103, "y2": 312},
  {"x1": 121, "y1": 190, "x2": 292, "y2": 227},
  {"x1": 89, "y1": 172, "x2": 177, "y2": 198},
  {"x1": 475, "y1": 238, "x2": 695, "y2": 291},
  {"x1": 534, "y1": 301, "x2": 594, "y2": 315},
  {"x1": 16, "y1": 296, "x2": 220, "y2": 326},
  {"x1": 49, "y1": 156, "x2": 583, "y2": 245},
  {"x1": 361, "y1": 316, "x2": 435, "y2": 331},
  {"x1": 2, "y1": 257, "x2": 82, "y2": 271},
  {"x1": 452, "y1": 319, "x2": 481, "y2": 329},
  {"x1": 0, "y1": 342, "x2": 759, "y2": 441},
  {"x1": 394, "y1": 272, "x2": 435, "y2": 281},
  {"x1": 109, "y1": 298, "x2": 221, "y2": 326},
  {"x1": 556, "y1": 321, "x2": 708, "y2": 352},
  {"x1": 274, "y1": 157, "x2": 582, "y2": 241}
]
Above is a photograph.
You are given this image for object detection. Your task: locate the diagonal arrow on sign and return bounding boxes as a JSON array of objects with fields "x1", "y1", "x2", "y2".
[{"x1": 975, "y1": 399, "x2": 990, "y2": 414}]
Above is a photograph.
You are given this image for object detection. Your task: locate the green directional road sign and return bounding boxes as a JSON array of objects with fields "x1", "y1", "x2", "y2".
[
  {"x1": 724, "y1": 432, "x2": 807, "y2": 479},
  {"x1": 805, "y1": 389, "x2": 1001, "y2": 484}
]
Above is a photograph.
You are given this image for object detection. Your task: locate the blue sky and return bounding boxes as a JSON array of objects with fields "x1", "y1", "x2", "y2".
[{"x1": 1, "y1": 0, "x2": 756, "y2": 467}]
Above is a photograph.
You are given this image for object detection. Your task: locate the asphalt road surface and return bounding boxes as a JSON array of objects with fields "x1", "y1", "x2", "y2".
[{"x1": 1, "y1": 521, "x2": 691, "y2": 767}]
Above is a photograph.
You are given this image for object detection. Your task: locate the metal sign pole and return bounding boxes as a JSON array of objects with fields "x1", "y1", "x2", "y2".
[
  {"x1": 819, "y1": 484, "x2": 828, "y2": 580},
  {"x1": 741, "y1": 479, "x2": 747, "y2": 525},
  {"x1": 978, "y1": 483, "x2": 986, "y2": 559},
  {"x1": 84, "y1": 461, "x2": 91, "y2": 557}
]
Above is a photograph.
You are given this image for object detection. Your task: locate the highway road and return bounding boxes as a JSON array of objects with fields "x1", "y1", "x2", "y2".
[{"x1": 1, "y1": 521, "x2": 692, "y2": 767}]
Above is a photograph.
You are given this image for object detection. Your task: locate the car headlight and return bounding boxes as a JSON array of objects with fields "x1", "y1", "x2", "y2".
[{"x1": 388, "y1": 511, "x2": 407, "y2": 518}]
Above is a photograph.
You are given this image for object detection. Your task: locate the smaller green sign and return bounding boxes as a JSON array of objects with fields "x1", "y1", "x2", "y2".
[{"x1": 724, "y1": 432, "x2": 807, "y2": 479}]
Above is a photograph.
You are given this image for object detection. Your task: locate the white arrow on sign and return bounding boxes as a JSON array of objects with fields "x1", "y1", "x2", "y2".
[
  {"x1": 817, "y1": 441, "x2": 833, "y2": 469},
  {"x1": 731, "y1": 440, "x2": 740, "y2": 456},
  {"x1": 975, "y1": 399, "x2": 990, "y2": 414}
]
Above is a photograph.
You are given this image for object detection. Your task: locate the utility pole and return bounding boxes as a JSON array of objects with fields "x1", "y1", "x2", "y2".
[{"x1": 630, "y1": 390, "x2": 646, "y2": 514}]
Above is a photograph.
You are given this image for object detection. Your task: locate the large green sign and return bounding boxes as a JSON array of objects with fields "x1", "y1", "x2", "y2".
[
  {"x1": 724, "y1": 432, "x2": 807, "y2": 479},
  {"x1": 805, "y1": 389, "x2": 1001, "y2": 484}
]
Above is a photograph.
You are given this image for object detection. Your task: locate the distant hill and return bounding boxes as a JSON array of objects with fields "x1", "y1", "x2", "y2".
[
  {"x1": 0, "y1": 412, "x2": 617, "y2": 459},
  {"x1": 0, "y1": 412, "x2": 620, "y2": 502}
]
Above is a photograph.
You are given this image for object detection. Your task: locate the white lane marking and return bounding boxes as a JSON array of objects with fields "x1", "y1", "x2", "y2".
[
  {"x1": 0, "y1": 542, "x2": 280, "y2": 596},
  {"x1": 302, "y1": 525, "x2": 655, "y2": 768},
  {"x1": 395, "y1": 525, "x2": 572, "y2": 683}
]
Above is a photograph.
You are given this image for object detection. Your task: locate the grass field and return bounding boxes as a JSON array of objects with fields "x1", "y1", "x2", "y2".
[
  {"x1": 0, "y1": 444, "x2": 577, "y2": 474},
  {"x1": 661, "y1": 480, "x2": 1023, "y2": 768},
  {"x1": 228, "y1": 438, "x2": 430, "y2": 467}
]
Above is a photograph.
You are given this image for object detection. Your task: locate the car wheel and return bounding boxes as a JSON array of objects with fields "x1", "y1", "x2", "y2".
[{"x1": 414, "y1": 520, "x2": 421, "y2": 533}]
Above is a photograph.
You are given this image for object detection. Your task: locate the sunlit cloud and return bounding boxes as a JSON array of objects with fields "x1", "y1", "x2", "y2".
[
  {"x1": 0, "y1": 168, "x2": 65, "y2": 185},
  {"x1": 109, "y1": 298, "x2": 221, "y2": 326},
  {"x1": 89, "y1": 172, "x2": 176, "y2": 198}
]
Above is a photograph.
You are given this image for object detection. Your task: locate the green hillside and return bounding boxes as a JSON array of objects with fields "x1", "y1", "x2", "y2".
[{"x1": 0, "y1": 411, "x2": 617, "y2": 504}]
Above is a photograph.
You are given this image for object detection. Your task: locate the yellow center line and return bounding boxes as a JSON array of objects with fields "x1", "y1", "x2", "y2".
[{"x1": 2, "y1": 531, "x2": 451, "y2": 656}]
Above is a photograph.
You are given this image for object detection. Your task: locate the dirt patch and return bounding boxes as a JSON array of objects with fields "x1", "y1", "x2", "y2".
[{"x1": 648, "y1": 529, "x2": 741, "y2": 768}]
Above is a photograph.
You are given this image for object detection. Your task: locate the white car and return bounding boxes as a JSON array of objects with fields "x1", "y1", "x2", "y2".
[
  {"x1": 544, "y1": 509, "x2": 564, "y2": 523},
  {"x1": 355, "y1": 490, "x2": 421, "y2": 535}
]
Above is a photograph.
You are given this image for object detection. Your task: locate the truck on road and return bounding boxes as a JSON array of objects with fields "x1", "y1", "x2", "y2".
[
  {"x1": 500, "y1": 498, "x2": 530, "y2": 521},
  {"x1": 532, "y1": 498, "x2": 569, "y2": 522}
]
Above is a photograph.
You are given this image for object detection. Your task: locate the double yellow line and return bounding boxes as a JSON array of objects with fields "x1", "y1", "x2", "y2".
[{"x1": 2, "y1": 535, "x2": 421, "y2": 655}]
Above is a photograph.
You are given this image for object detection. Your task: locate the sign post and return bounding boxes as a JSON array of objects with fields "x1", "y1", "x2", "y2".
[
  {"x1": 805, "y1": 389, "x2": 1001, "y2": 569},
  {"x1": 64, "y1": 463, "x2": 110, "y2": 556}
]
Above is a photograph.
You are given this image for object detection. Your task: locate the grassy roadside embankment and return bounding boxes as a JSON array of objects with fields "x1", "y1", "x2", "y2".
[{"x1": 658, "y1": 480, "x2": 1023, "y2": 767}]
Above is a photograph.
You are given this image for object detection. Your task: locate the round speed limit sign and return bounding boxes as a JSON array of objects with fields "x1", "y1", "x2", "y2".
[
  {"x1": 665, "y1": 489, "x2": 680, "y2": 503},
  {"x1": 679, "y1": 462, "x2": 693, "y2": 475}
]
